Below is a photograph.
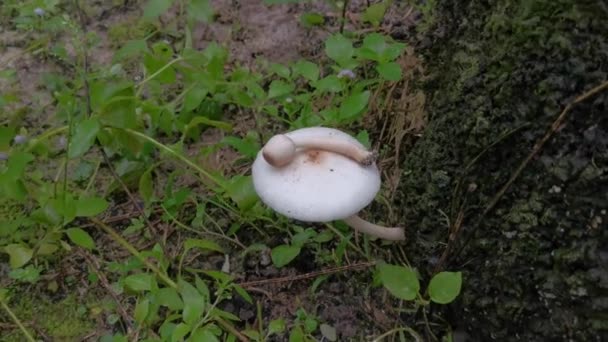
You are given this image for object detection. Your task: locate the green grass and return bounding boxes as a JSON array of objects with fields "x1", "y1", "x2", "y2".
[{"x1": 0, "y1": 0, "x2": 463, "y2": 341}]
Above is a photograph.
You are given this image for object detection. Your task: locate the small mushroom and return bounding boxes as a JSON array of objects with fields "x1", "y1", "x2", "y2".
[{"x1": 252, "y1": 127, "x2": 405, "y2": 241}]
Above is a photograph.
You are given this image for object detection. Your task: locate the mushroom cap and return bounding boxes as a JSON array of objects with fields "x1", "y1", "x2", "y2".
[{"x1": 252, "y1": 127, "x2": 381, "y2": 222}]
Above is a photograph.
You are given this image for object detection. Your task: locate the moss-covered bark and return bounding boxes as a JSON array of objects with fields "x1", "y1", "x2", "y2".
[{"x1": 399, "y1": 0, "x2": 607, "y2": 340}]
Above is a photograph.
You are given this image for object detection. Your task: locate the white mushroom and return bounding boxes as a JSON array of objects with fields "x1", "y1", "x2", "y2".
[{"x1": 251, "y1": 127, "x2": 405, "y2": 241}]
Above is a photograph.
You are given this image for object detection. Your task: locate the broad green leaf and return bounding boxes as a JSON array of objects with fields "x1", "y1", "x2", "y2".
[
  {"x1": 269, "y1": 63, "x2": 291, "y2": 79},
  {"x1": 155, "y1": 287, "x2": 184, "y2": 311},
  {"x1": 377, "y1": 62, "x2": 402, "y2": 81},
  {"x1": 190, "y1": 326, "x2": 219, "y2": 342},
  {"x1": 224, "y1": 175, "x2": 259, "y2": 211},
  {"x1": 289, "y1": 326, "x2": 305, "y2": 342},
  {"x1": 3, "y1": 244, "x2": 33, "y2": 269},
  {"x1": 114, "y1": 39, "x2": 148, "y2": 61},
  {"x1": 339, "y1": 91, "x2": 370, "y2": 121},
  {"x1": 8, "y1": 265, "x2": 40, "y2": 284},
  {"x1": 66, "y1": 228, "x2": 95, "y2": 250},
  {"x1": 143, "y1": 0, "x2": 173, "y2": 19},
  {"x1": 292, "y1": 60, "x2": 320, "y2": 82},
  {"x1": 184, "y1": 238, "x2": 224, "y2": 254},
  {"x1": 377, "y1": 263, "x2": 420, "y2": 300},
  {"x1": 171, "y1": 323, "x2": 190, "y2": 342},
  {"x1": 182, "y1": 86, "x2": 208, "y2": 112},
  {"x1": 179, "y1": 279, "x2": 205, "y2": 325},
  {"x1": 359, "y1": 33, "x2": 386, "y2": 61},
  {"x1": 300, "y1": 12, "x2": 325, "y2": 28},
  {"x1": 362, "y1": 2, "x2": 387, "y2": 27},
  {"x1": 134, "y1": 298, "x2": 150, "y2": 324},
  {"x1": 271, "y1": 244, "x2": 301, "y2": 268},
  {"x1": 91, "y1": 80, "x2": 137, "y2": 129},
  {"x1": 428, "y1": 271, "x2": 463, "y2": 304},
  {"x1": 4, "y1": 151, "x2": 34, "y2": 180},
  {"x1": 187, "y1": 0, "x2": 214, "y2": 23},
  {"x1": 220, "y1": 136, "x2": 260, "y2": 159},
  {"x1": 76, "y1": 197, "x2": 108, "y2": 217},
  {"x1": 268, "y1": 319, "x2": 286, "y2": 335},
  {"x1": 144, "y1": 53, "x2": 176, "y2": 84},
  {"x1": 125, "y1": 273, "x2": 155, "y2": 292},
  {"x1": 68, "y1": 118, "x2": 100, "y2": 159},
  {"x1": 325, "y1": 34, "x2": 354, "y2": 65},
  {"x1": 268, "y1": 80, "x2": 294, "y2": 99},
  {"x1": 313, "y1": 76, "x2": 343, "y2": 93}
]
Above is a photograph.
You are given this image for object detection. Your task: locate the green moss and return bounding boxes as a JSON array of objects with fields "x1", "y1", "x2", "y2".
[
  {"x1": 395, "y1": 0, "x2": 608, "y2": 340},
  {"x1": 1, "y1": 294, "x2": 99, "y2": 341}
]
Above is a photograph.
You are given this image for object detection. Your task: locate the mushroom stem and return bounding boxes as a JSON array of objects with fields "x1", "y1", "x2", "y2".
[
  {"x1": 343, "y1": 215, "x2": 405, "y2": 241},
  {"x1": 262, "y1": 134, "x2": 376, "y2": 168}
]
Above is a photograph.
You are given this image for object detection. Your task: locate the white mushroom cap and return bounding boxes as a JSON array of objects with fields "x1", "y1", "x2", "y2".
[{"x1": 252, "y1": 127, "x2": 381, "y2": 222}]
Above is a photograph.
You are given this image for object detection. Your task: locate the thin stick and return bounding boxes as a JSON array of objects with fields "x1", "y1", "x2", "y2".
[
  {"x1": 236, "y1": 261, "x2": 376, "y2": 288},
  {"x1": 80, "y1": 250, "x2": 133, "y2": 333},
  {"x1": 0, "y1": 299, "x2": 36, "y2": 342},
  {"x1": 452, "y1": 80, "x2": 608, "y2": 261},
  {"x1": 89, "y1": 217, "x2": 178, "y2": 289}
]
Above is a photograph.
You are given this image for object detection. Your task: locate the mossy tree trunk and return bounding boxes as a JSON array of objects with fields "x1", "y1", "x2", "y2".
[{"x1": 398, "y1": 1, "x2": 607, "y2": 340}]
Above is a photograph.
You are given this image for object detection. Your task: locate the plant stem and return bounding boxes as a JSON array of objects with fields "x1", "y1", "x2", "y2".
[
  {"x1": 89, "y1": 217, "x2": 178, "y2": 289},
  {"x1": 136, "y1": 57, "x2": 184, "y2": 96},
  {"x1": 116, "y1": 127, "x2": 226, "y2": 190},
  {"x1": 0, "y1": 298, "x2": 36, "y2": 342}
]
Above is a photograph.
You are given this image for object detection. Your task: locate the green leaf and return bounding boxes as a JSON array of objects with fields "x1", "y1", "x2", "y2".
[
  {"x1": 313, "y1": 76, "x2": 343, "y2": 93},
  {"x1": 268, "y1": 319, "x2": 286, "y2": 335},
  {"x1": 220, "y1": 136, "x2": 260, "y2": 159},
  {"x1": 65, "y1": 228, "x2": 95, "y2": 250},
  {"x1": 356, "y1": 130, "x2": 371, "y2": 149},
  {"x1": 339, "y1": 91, "x2": 370, "y2": 121},
  {"x1": 134, "y1": 298, "x2": 150, "y2": 324},
  {"x1": 182, "y1": 86, "x2": 209, "y2": 112},
  {"x1": 267, "y1": 80, "x2": 294, "y2": 99},
  {"x1": 233, "y1": 284, "x2": 253, "y2": 304},
  {"x1": 325, "y1": 34, "x2": 354, "y2": 65},
  {"x1": 362, "y1": 2, "x2": 387, "y2": 27},
  {"x1": 155, "y1": 287, "x2": 184, "y2": 311},
  {"x1": 359, "y1": 33, "x2": 386, "y2": 61},
  {"x1": 139, "y1": 167, "x2": 154, "y2": 205},
  {"x1": 269, "y1": 63, "x2": 291, "y2": 79},
  {"x1": 179, "y1": 279, "x2": 205, "y2": 325},
  {"x1": 300, "y1": 12, "x2": 325, "y2": 28},
  {"x1": 3, "y1": 244, "x2": 33, "y2": 269},
  {"x1": 376, "y1": 62, "x2": 402, "y2": 81},
  {"x1": 271, "y1": 244, "x2": 301, "y2": 268},
  {"x1": 190, "y1": 326, "x2": 219, "y2": 342},
  {"x1": 224, "y1": 175, "x2": 259, "y2": 211},
  {"x1": 184, "y1": 238, "x2": 224, "y2": 254},
  {"x1": 68, "y1": 118, "x2": 100, "y2": 159},
  {"x1": 91, "y1": 80, "x2": 137, "y2": 129},
  {"x1": 76, "y1": 197, "x2": 108, "y2": 217},
  {"x1": 377, "y1": 263, "x2": 420, "y2": 300},
  {"x1": 143, "y1": 0, "x2": 173, "y2": 20},
  {"x1": 187, "y1": 0, "x2": 214, "y2": 23},
  {"x1": 289, "y1": 326, "x2": 305, "y2": 342},
  {"x1": 292, "y1": 60, "x2": 320, "y2": 82},
  {"x1": 125, "y1": 273, "x2": 155, "y2": 292},
  {"x1": 171, "y1": 323, "x2": 190, "y2": 342},
  {"x1": 114, "y1": 39, "x2": 148, "y2": 62},
  {"x1": 428, "y1": 271, "x2": 463, "y2": 304}
]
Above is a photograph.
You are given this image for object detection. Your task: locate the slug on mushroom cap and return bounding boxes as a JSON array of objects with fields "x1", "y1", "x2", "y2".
[{"x1": 251, "y1": 126, "x2": 405, "y2": 241}]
